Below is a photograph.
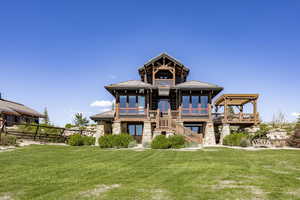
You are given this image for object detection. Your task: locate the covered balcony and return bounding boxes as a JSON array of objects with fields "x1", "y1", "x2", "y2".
[{"x1": 213, "y1": 94, "x2": 260, "y2": 125}]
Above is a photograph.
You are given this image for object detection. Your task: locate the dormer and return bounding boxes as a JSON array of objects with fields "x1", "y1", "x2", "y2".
[{"x1": 138, "y1": 53, "x2": 190, "y2": 86}]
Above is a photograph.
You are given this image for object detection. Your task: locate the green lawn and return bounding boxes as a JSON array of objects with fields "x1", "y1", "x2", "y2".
[{"x1": 0, "y1": 146, "x2": 300, "y2": 200}]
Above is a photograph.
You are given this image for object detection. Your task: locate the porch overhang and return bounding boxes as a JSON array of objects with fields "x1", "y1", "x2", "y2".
[{"x1": 215, "y1": 94, "x2": 259, "y2": 106}]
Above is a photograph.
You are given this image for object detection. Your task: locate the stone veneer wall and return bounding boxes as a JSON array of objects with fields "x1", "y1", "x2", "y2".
[
  {"x1": 94, "y1": 124, "x2": 104, "y2": 146},
  {"x1": 204, "y1": 122, "x2": 216, "y2": 145},
  {"x1": 142, "y1": 121, "x2": 152, "y2": 144},
  {"x1": 112, "y1": 121, "x2": 121, "y2": 135}
]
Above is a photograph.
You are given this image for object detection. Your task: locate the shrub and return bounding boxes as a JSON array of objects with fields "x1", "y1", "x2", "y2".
[
  {"x1": 168, "y1": 135, "x2": 185, "y2": 149},
  {"x1": 98, "y1": 134, "x2": 134, "y2": 148},
  {"x1": 68, "y1": 134, "x2": 84, "y2": 146},
  {"x1": 151, "y1": 135, "x2": 171, "y2": 149},
  {"x1": 240, "y1": 138, "x2": 251, "y2": 147},
  {"x1": 98, "y1": 135, "x2": 115, "y2": 148},
  {"x1": 83, "y1": 136, "x2": 95, "y2": 146},
  {"x1": 113, "y1": 134, "x2": 134, "y2": 148},
  {"x1": 0, "y1": 135, "x2": 17, "y2": 146},
  {"x1": 68, "y1": 134, "x2": 95, "y2": 146},
  {"x1": 223, "y1": 132, "x2": 249, "y2": 147}
]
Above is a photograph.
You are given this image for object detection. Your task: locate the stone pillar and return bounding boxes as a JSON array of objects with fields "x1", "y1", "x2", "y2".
[
  {"x1": 112, "y1": 121, "x2": 121, "y2": 135},
  {"x1": 204, "y1": 122, "x2": 216, "y2": 145},
  {"x1": 220, "y1": 124, "x2": 230, "y2": 145},
  {"x1": 94, "y1": 122, "x2": 105, "y2": 146},
  {"x1": 142, "y1": 121, "x2": 152, "y2": 144},
  {"x1": 0, "y1": 116, "x2": 3, "y2": 129}
]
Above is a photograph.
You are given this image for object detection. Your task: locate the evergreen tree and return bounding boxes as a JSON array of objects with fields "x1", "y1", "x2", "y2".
[
  {"x1": 73, "y1": 113, "x2": 89, "y2": 127},
  {"x1": 42, "y1": 107, "x2": 50, "y2": 125}
]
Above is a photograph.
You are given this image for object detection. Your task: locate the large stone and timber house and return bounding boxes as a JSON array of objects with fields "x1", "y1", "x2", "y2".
[{"x1": 91, "y1": 53, "x2": 260, "y2": 145}]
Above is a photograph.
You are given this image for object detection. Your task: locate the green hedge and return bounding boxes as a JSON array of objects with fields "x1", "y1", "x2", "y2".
[
  {"x1": 83, "y1": 136, "x2": 96, "y2": 146},
  {"x1": 151, "y1": 135, "x2": 171, "y2": 149},
  {"x1": 98, "y1": 134, "x2": 134, "y2": 148},
  {"x1": 168, "y1": 135, "x2": 185, "y2": 149},
  {"x1": 68, "y1": 134, "x2": 95, "y2": 146},
  {"x1": 0, "y1": 135, "x2": 17, "y2": 146},
  {"x1": 151, "y1": 135, "x2": 186, "y2": 149},
  {"x1": 223, "y1": 132, "x2": 250, "y2": 147}
]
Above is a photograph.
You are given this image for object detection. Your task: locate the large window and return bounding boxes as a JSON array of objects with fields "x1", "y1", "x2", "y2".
[
  {"x1": 119, "y1": 95, "x2": 145, "y2": 114},
  {"x1": 191, "y1": 96, "x2": 200, "y2": 113},
  {"x1": 128, "y1": 124, "x2": 143, "y2": 143},
  {"x1": 128, "y1": 124, "x2": 143, "y2": 136},
  {"x1": 120, "y1": 96, "x2": 127, "y2": 113},
  {"x1": 182, "y1": 96, "x2": 190, "y2": 114},
  {"x1": 201, "y1": 96, "x2": 208, "y2": 114},
  {"x1": 158, "y1": 99, "x2": 170, "y2": 113},
  {"x1": 181, "y1": 95, "x2": 209, "y2": 114},
  {"x1": 128, "y1": 96, "x2": 136, "y2": 113},
  {"x1": 138, "y1": 96, "x2": 145, "y2": 114}
]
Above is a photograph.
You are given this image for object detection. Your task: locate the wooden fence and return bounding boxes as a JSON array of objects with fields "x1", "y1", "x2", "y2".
[{"x1": 0, "y1": 120, "x2": 96, "y2": 143}]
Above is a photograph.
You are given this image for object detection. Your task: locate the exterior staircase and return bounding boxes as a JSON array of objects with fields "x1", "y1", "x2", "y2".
[{"x1": 154, "y1": 110, "x2": 203, "y2": 144}]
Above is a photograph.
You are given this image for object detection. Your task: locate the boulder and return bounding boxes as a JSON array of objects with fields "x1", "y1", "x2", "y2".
[{"x1": 266, "y1": 128, "x2": 288, "y2": 140}]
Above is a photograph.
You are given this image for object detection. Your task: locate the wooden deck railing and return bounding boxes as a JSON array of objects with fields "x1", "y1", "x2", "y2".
[
  {"x1": 213, "y1": 112, "x2": 259, "y2": 124},
  {"x1": 119, "y1": 107, "x2": 147, "y2": 114}
]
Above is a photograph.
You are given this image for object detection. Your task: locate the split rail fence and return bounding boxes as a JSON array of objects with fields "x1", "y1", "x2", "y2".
[{"x1": 0, "y1": 120, "x2": 96, "y2": 143}]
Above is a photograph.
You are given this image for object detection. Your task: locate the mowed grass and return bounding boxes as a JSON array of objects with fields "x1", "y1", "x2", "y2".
[{"x1": 0, "y1": 146, "x2": 300, "y2": 200}]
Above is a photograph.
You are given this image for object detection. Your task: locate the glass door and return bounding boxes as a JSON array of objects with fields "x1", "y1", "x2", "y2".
[{"x1": 158, "y1": 99, "x2": 170, "y2": 115}]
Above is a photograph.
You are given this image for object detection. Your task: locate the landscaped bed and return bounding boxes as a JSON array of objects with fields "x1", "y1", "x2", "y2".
[{"x1": 0, "y1": 145, "x2": 299, "y2": 200}]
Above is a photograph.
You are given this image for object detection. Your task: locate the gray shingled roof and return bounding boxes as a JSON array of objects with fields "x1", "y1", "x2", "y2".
[
  {"x1": 174, "y1": 80, "x2": 223, "y2": 90},
  {"x1": 105, "y1": 80, "x2": 154, "y2": 90},
  {"x1": 0, "y1": 99, "x2": 44, "y2": 117},
  {"x1": 90, "y1": 110, "x2": 114, "y2": 121}
]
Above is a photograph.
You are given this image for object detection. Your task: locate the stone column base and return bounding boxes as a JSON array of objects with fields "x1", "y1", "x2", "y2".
[
  {"x1": 204, "y1": 122, "x2": 216, "y2": 145},
  {"x1": 94, "y1": 124, "x2": 105, "y2": 146},
  {"x1": 112, "y1": 121, "x2": 121, "y2": 135},
  {"x1": 220, "y1": 124, "x2": 230, "y2": 145},
  {"x1": 142, "y1": 121, "x2": 152, "y2": 144}
]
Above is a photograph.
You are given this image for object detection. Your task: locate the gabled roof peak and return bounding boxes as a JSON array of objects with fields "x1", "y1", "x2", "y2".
[{"x1": 139, "y1": 53, "x2": 190, "y2": 72}]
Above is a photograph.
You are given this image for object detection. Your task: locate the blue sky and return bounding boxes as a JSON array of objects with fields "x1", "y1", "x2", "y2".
[{"x1": 0, "y1": 0, "x2": 299, "y2": 125}]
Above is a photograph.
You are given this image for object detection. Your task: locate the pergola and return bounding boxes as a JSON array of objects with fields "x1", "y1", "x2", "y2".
[{"x1": 214, "y1": 94, "x2": 259, "y2": 125}]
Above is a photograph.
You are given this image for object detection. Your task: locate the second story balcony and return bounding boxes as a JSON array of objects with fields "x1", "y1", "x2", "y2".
[{"x1": 153, "y1": 79, "x2": 174, "y2": 87}]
